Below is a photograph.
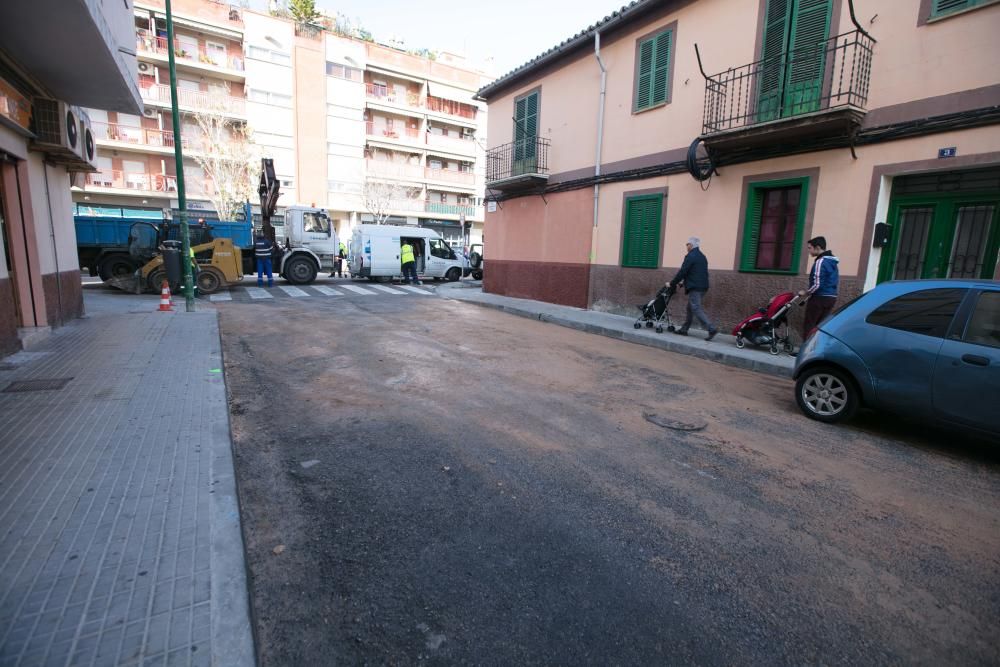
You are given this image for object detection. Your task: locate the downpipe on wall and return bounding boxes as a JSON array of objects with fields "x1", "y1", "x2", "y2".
[{"x1": 588, "y1": 31, "x2": 608, "y2": 308}]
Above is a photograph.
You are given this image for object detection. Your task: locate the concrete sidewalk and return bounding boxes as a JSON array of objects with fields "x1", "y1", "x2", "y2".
[
  {"x1": 439, "y1": 282, "x2": 795, "y2": 378},
  {"x1": 0, "y1": 288, "x2": 253, "y2": 666}
]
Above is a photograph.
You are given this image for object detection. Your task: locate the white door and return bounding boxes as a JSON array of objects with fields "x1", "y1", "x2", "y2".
[
  {"x1": 370, "y1": 234, "x2": 400, "y2": 276},
  {"x1": 427, "y1": 238, "x2": 455, "y2": 277}
]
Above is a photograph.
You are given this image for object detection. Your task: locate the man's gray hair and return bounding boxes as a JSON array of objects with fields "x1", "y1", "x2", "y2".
[{"x1": 687, "y1": 237, "x2": 701, "y2": 248}]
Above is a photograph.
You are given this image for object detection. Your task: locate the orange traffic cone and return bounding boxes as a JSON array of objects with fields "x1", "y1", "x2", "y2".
[{"x1": 158, "y1": 280, "x2": 173, "y2": 312}]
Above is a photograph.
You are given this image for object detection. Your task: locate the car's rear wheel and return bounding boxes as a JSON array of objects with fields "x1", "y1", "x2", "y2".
[{"x1": 795, "y1": 366, "x2": 859, "y2": 423}]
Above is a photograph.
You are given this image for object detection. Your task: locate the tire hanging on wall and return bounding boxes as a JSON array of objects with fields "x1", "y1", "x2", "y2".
[{"x1": 686, "y1": 138, "x2": 717, "y2": 182}]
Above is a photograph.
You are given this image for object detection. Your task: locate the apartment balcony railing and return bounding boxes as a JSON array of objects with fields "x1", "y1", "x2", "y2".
[
  {"x1": 699, "y1": 27, "x2": 874, "y2": 148},
  {"x1": 365, "y1": 160, "x2": 426, "y2": 180},
  {"x1": 427, "y1": 133, "x2": 476, "y2": 154},
  {"x1": 426, "y1": 95, "x2": 476, "y2": 120},
  {"x1": 425, "y1": 201, "x2": 478, "y2": 217},
  {"x1": 425, "y1": 167, "x2": 475, "y2": 185},
  {"x1": 136, "y1": 29, "x2": 244, "y2": 72},
  {"x1": 364, "y1": 84, "x2": 422, "y2": 110},
  {"x1": 141, "y1": 83, "x2": 246, "y2": 116},
  {"x1": 85, "y1": 170, "x2": 215, "y2": 196},
  {"x1": 485, "y1": 137, "x2": 550, "y2": 191},
  {"x1": 91, "y1": 122, "x2": 203, "y2": 151},
  {"x1": 365, "y1": 121, "x2": 422, "y2": 142}
]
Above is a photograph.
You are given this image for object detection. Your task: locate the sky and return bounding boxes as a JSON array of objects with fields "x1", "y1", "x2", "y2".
[{"x1": 254, "y1": 0, "x2": 628, "y2": 79}]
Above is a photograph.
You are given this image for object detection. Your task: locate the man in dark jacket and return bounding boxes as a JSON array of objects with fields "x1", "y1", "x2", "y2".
[
  {"x1": 669, "y1": 237, "x2": 718, "y2": 341},
  {"x1": 798, "y1": 235, "x2": 840, "y2": 340}
]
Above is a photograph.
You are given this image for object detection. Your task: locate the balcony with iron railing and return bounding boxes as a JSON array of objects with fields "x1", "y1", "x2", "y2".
[
  {"x1": 136, "y1": 29, "x2": 245, "y2": 77},
  {"x1": 696, "y1": 24, "x2": 875, "y2": 154},
  {"x1": 84, "y1": 169, "x2": 215, "y2": 196},
  {"x1": 365, "y1": 121, "x2": 423, "y2": 145},
  {"x1": 426, "y1": 95, "x2": 476, "y2": 120},
  {"x1": 425, "y1": 201, "x2": 479, "y2": 217},
  {"x1": 485, "y1": 137, "x2": 550, "y2": 192},
  {"x1": 91, "y1": 122, "x2": 202, "y2": 153},
  {"x1": 362, "y1": 84, "x2": 479, "y2": 123},
  {"x1": 427, "y1": 132, "x2": 477, "y2": 155},
  {"x1": 364, "y1": 83, "x2": 423, "y2": 111},
  {"x1": 140, "y1": 83, "x2": 246, "y2": 117}
]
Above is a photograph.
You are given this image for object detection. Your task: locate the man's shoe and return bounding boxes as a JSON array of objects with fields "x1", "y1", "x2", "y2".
[
  {"x1": 706, "y1": 329, "x2": 718, "y2": 341},
  {"x1": 675, "y1": 329, "x2": 689, "y2": 336},
  {"x1": 257, "y1": 282, "x2": 263, "y2": 288}
]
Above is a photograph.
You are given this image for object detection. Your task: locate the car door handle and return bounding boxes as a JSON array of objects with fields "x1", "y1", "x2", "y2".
[{"x1": 961, "y1": 354, "x2": 990, "y2": 367}]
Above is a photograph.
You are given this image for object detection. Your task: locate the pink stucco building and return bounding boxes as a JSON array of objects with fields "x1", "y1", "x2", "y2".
[{"x1": 479, "y1": 0, "x2": 1000, "y2": 334}]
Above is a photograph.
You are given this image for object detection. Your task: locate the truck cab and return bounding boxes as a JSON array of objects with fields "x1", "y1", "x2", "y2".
[{"x1": 275, "y1": 206, "x2": 338, "y2": 284}]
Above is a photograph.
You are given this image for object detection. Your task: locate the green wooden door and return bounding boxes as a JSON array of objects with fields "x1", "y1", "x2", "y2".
[
  {"x1": 878, "y1": 195, "x2": 1000, "y2": 283},
  {"x1": 757, "y1": 0, "x2": 832, "y2": 122},
  {"x1": 513, "y1": 91, "x2": 539, "y2": 175}
]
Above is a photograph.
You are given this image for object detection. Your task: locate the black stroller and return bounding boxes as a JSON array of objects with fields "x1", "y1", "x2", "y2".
[{"x1": 633, "y1": 284, "x2": 677, "y2": 333}]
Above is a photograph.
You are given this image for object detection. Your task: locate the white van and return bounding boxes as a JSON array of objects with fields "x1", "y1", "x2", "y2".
[{"x1": 349, "y1": 224, "x2": 465, "y2": 282}]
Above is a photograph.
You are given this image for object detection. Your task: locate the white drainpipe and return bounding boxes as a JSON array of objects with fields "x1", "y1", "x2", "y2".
[{"x1": 593, "y1": 32, "x2": 608, "y2": 230}]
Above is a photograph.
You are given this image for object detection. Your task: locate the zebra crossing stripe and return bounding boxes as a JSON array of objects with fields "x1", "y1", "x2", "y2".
[
  {"x1": 313, "y1": 286, "x2": 342, "y2": 296},
  {"x1": 209, "y1": 293, "x2": 232, "y2": 302},
  {"x1": 341, "y1": 285, "x2": 377, "y2": 295},
  {"x1": 279, "y1": 285, "x2": 310, "y2": 298},
  {"x1": 398, "y1": 286, "x2": 431, "y2": 295},
  {"x1": 246, "y1": 287, "x2": 273, "y2": 299},
  {"x1": 371, "y1": 284, "x2": 406, "y2": 295}
]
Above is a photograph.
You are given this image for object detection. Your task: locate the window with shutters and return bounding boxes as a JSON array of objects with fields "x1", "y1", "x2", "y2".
[
  {"x1": 512, "y1": 89, "x2": 540, "y2": 175},
  {"x1": 930, "y1": 0, "x2": 998, "y2": 19},
  {"x1": 633, "y1": 27, "x2": 674, "y2": 113},
  {"x1": 740, "y1": 177, "x2": 810, "y2": 274},
  {"x1": 757, "y1": 0, "x2": 833, "y2": 122},
  {"x1": 621, "y1": 194, "x2": 665, "y2": 269}
]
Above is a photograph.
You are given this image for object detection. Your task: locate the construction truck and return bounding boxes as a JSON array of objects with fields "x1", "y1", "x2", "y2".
[{"x1": 257, "y1": 158, "x2": 337, "y2": 284}]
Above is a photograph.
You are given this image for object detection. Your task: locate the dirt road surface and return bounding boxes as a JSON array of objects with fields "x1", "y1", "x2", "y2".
[{"x1": 219, "y1": 287, "x2": 1000, "y2": 665}]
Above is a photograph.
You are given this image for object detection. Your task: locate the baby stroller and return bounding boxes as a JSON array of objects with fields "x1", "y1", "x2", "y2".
[
  {"x1": 731, "y1": 291, "x2": 803, "y2": 355},
  {"x1": 633, "y1": 284, "x2": 677, "y2": 334}
]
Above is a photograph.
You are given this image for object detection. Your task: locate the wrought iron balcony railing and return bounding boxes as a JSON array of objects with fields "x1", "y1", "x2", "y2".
[
  {"x1": 699, "y1": 28, "x2": 874, "y2": 135},
  {"x1": 486, "y1": 137, "x2": 550, "y2": 186}
]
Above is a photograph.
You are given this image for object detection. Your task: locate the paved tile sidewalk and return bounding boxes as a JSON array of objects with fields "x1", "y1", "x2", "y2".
[
  {"x1": 0, "y1": 290, "x2": 253, "y2": 666},
  {"x1": 440, "y1": 283, "x2": 795, "y2": 377}
]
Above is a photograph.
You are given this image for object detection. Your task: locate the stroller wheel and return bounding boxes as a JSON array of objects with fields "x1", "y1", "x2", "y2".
[
  {"x1": 667, "y1": 325, "x2": 676, "y2": 332},
  {"x1": 783, "y1": 340, "x2": 794, "y2": 354},
  {"x1": 735, "y1": 336, "x2": 745, "y2": 349},
  {"x1": 645, "y1": 321, "x2": 654, "y2": 328},
  {"x1": 655, "y1": 326, "x2": 663, "y2": 334},
  {"x1": 769, "y1": 344, "x2": 780, "y2": 356},
  {"x1": 633, "y1": 322, "x2": 642, "y2": 329}
]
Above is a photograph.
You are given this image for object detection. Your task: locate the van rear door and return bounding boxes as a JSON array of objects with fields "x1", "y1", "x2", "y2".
[{"x1": 371, "y1": 233, "x2": 401, "y2": 276}]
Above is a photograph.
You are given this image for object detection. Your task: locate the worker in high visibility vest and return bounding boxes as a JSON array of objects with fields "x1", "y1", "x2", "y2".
[
  {"x1": 400, "y1": 241, "x2": 419, "y2": 285},
  {"x1": 331, "y1": 241, "x2": 347, "y2": 278}
]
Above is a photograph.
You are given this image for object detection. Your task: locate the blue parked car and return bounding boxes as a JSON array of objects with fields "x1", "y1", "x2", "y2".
[{"x1": 793, "y1": 280, "x2": 1000, "y2": 437}]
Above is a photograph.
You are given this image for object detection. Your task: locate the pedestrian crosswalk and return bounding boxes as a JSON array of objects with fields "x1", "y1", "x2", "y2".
[{"x1": 208, "y1": 283, "x2": 435, "y2": 303}]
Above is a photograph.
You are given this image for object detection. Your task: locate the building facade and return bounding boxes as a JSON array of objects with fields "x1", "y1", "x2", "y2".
[
  {"x1": 479, "y1": 0, "x2": 1000, "y2": 335},
  {"x1": 75, "y1": 0, "x2": 491, "y2": 252},
  {"x1": 0, "y1": 0, "x2": 141, "y2": 356}
]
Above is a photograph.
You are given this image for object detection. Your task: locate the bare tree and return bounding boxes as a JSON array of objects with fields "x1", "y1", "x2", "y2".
[
  {"x1": 187, "y1": 90, "x2": 259, "y2": 221},
  {"x1": 362, "y1": 176, "x2": 420, "y2": 225}
]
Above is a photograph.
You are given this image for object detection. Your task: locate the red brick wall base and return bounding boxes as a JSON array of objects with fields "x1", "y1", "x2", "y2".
[{"x1": 483, "y1": 260, "x2": 591, "y2": 309}]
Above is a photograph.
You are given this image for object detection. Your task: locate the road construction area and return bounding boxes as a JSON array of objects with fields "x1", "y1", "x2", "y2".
[{"x1": 218, "y1": 288, "x2": 1000, "y2": 665}]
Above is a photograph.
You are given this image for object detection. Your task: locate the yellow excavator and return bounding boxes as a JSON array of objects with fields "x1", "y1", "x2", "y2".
[{"x1": 110, "y1": 221, "x2": 244, "y2": 295}]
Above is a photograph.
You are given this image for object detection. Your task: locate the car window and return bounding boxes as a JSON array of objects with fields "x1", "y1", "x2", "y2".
[
  {"x1": 865, "y1": 288, "x2": 966, "y2": 339},
  {"x1": 964, "y1": 291, "x2": 1000, "y2": 349},
  {"x1": 303, "y1": 213, "x2": 329, "y2": 234},
  {"x1": 429, "y1": 238, "x2": 455, "y2": 260}
]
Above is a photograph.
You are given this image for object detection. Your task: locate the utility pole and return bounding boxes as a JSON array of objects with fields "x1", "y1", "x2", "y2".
[{"x1": 165, "y1": 0, "x2": 195, "y2": 311}]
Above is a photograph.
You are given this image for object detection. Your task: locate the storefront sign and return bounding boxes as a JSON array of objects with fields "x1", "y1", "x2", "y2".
[{"x1": 0, "y1": 77, "x2": 31, "y2": 135}]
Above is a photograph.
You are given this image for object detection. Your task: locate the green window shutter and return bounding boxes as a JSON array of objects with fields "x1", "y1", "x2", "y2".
[
  {"x1": 635, "y1": 39, "x2": 655, "y2": 110},
  {"x1": 741, "y1": 188, "x2": 765, "y2": 271},
  {"x1": 784, "y1": 0, "x2": 832, "y2": 115},
  {"x1": 622, "y1": 196, "x2": 663, "y2": 269},
  {"x1": 932, "y1": 0, "x2": 977, "y2": 17},
  {"x1": 757, "y1": 0, "x2": 792, "y2": 122},
  {"x1": 513, "y1": 91, "x2": 538, "y2": 169},
  {"x1": 651, "y1": 31, "x2": 671, "y2": 106}
]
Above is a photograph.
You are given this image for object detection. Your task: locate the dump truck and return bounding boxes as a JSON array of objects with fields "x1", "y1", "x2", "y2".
[{"x1": 76, "y1": 215, "x2": 253, "y2": 281}]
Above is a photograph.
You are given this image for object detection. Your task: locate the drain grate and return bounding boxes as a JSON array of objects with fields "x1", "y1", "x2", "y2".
[{"x1": 3, "y1": 378, "x2": 74, "y2": 393}]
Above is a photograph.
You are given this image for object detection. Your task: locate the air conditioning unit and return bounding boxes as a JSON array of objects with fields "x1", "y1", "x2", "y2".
[
  {"x1": 31, "y1": 98, "x2": 83, "y2": 162},
  {"x1": 142, "y1": 108, "x2": 159, "y2": 119},
  {"x1": 138, "y1": 62, "x2": 151, "y2": 73},
  {"x1": 461, "y1": 127, "x2": 474, "y2": 137},
  {"x1": 77, "y1": 112, "x2": 98, "y2": 172}
]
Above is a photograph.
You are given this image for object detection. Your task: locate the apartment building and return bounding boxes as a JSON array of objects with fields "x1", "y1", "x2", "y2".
[
  {"x1": 74, "y1": 0, "x2": 246, "y2": 219},
  {"x1": 0, "y1": 0, "x2": 140, "y2": 356},
  {"x1": 479, "y1": 0, "x2": 1000, "y2": 333},
  {"x1": 75, "y1": 0, "x2": 491, "y2": 251}
]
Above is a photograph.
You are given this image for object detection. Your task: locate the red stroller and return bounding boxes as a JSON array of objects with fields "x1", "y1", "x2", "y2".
[{"x1": 731, "y1": 291, "x2": 803, "y2": 355}]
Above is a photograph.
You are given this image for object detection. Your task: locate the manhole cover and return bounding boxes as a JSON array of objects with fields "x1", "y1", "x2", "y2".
[
  {"x1": 644, "y1": 412, "x2": 707, "y2": 432},
  {"x1": 3, "y1": 378, "x2": 73, "y2": 393}
]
